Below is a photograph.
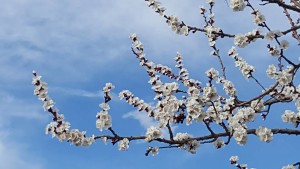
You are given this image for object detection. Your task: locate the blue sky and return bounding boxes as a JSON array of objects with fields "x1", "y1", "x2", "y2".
[{"x1": 0, "y1": 0, "x2": 299, "y2": 169}]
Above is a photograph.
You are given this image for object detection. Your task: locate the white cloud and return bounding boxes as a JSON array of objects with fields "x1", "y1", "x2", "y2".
[
  {"x1": 0, "y1": 0, "x2": 209, "y2": 83},
  {"x1": 51, "y1": 86, "x2": 103, "y2": 98},
  {"x1": 0, "y1": 92, "x2": 46, "y2": 169},
  {"x1": 123, "y1": 110, "x2": 158, "y2": 129},
  {"x1": 0, "y1": 92, "x2": 46, "y2": 127},
  {"x1": 0, "y1": 133, "x2": 44, "y2": 169},
  {"x1": 0, "y1": 0, "x2": 294, "y2": 85}
]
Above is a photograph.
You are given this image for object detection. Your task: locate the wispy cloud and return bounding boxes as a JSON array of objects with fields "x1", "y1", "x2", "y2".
[
  {"x1": 0, "y1": 92, "x2": 46, "y2": 127},
  {"x1": 0, "y1": 92, "x2": 45, "y2": 169},
  {"x1": 0, "y1": 0, "x2": 211, "y2": 85},
  {"x1": 122, "y1": 109, "x2": 177, "y2": 139},
  {"x1": 0, "y1": 132, "x2": 44, "y2": 169},
  {"x1": 50, "y1": 86, "x2": 121, "y2": 103},
  {"x1": 51, "y1": 86, "x2": 103, "y2": 98}
]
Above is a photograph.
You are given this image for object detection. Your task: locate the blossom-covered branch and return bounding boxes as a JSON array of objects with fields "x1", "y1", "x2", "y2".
[{"x1": 32, "y1": 0, "x2": 300, "y2": 167}]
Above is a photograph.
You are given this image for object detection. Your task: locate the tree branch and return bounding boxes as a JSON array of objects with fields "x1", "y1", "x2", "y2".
[{"x1": 260, "y1": 0, "x2": 300, "y2": 13}]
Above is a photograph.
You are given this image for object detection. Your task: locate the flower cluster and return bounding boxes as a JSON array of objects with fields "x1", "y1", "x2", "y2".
[
  {"x1": 145, "y1": 0, "x2": 165, "y2": 16},
  {"x1": 234, "y1": 34, "x2": 249, "y2": 48},
  {"x1": 230, "y1": 0, "x2": 246, "y2": 12},
  {"x1": 185, "y1": 94, "x2": 205, "y2": 125},
  {"x1": 130, "y1": 33, "x2": 143, "y2": 51},
  {"x1": 118, "y1": 138, "x2": 130, "y2": 151},
  {"x1": 174, "y1": 133, "x2": 200, "y2": 154},
  {"x1": 32, "y1": 71, "x2": 95, "y2": 146},
  {"x1": 145, "y1": 0, "x2": 188, "y2": 35},
  {"x1": 267, "y1": 45, "x2": 280, "y2": 56},
  {"x1": 228, "y1": 107, "x2": 256, "y2": 145},
  {"x1": 234, "y1": 29, "x2": 260, "y2": 48},
  {"x1": 264, "y1": 30, "x2": 283, "y2": 41},
  {"x1": 96, "y1": 83, "x2": 114, "y2": 131},
  {"x1": 266, "y1": 65, "x2": 293, "y2": 85},
  {"x1": 282, "y1": 110, "x2": 300, "y2": 127},
  {"x1": 228, "y1": 47, "x2": 256, "y2": 78},
  {"x1": 229, "y1": 156, "x2": 256, "y2": 169},
  {"x1": 251, "y1": 9, "x2": 266, "y2": 25},
  {"x1": 255, "y1": 126, "x2": 273, "y2": 142},
  {"x1": 204, "y1": 25, "x2": 221, "y2": 46},
  {"x1": 119, "y1": 90, "x2": 153, "y2": 116},
  {"x1": 232, "y1": 126, "x2": 248, "y2": 145},
  {"x1": 203, "y1": 84, "x2": 218, "y2": 101},
  {"x1": 32, "y1": 0, "x2": 300, "y2": 165},
  {"x1": 166, "y1": 16, "x2": 189, "y2": 36},
  {"x1": 145, "y1": 126, "x2": 162, "y2": 142},
  {"x1": 217, "y1": 77, "x2": 237, "y2": 96},
  {"x1": 147, "y1": 146, "x2": 159, "y2": 156},
  {"x1": 154, "y1": 94, "x2": 182, "y2": 127},
  {"x1": 206, "y1": 68, "x2": 219, "y2": 80},
  {"x1": 96, "y1": 106, "x2": 112, "y2": 131},
  {"x1": 130, "y1": 34, "x2": 169, "y2": 99},
  {"x1": 213, "y1": 138, "x2": 225, "y2": 149},
  {"x1": 250, "y1": 99, "x2": 264, "y2": 112},
  {"x1": 229, "y1": 156, "x2": 239, "y2": 164},
  {"x1": 175, "y1": 52, "x2": 201, "y2": 87}
]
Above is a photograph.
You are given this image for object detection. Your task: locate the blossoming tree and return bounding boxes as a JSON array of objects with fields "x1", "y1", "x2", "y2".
[{"x1": 32, "y1": 0, "x2": 300, "y2": 168}]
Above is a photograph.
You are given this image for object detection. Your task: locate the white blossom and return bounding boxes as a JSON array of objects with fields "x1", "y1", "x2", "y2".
[
  {"x1": 119, "y1": 90, "x2": 132, "y2": 100},
  {"x1": 174, "y1": 133, "x2": 200, "y2": 153},
  {"x1": 187, "y1": 86, "x2": 200, "y2": 97},
  {"x1": 166, "y1": 15, "x2": 189, "y2": 36},
  {"x1": 252, "y1": 9, "x2": 265, "y2": 24},
  {"x1": 268, "y1": 45, "x2": 280, "y2": 56},
  {"x1": 132, "y1": 40, "x2": 144, "y2": 50},
  {"x1": 99, "y1": 103, "x2": 110, "y2": 110},
  {"x1": 281, "y1": 110, "x2": 299, "y2": 126},
  {"x1": 265, "y1": 30, "x2": 282, "y2": 40},
  {"x1": 129, "y1": 33, "x2": 138, "y2": 40},
  {"x1": 162, "y1": 82, "x2": 178, "y2": 96},
  {"x1": 233, "y1": 126, "x2": 248, "y2": 145},
  {"x1": 228, "y1": 47, "x2": 255, "y2": 78},
  {"x1": 103, "y1": 83, "x2": 115, "y2": 92},
  {"x1": 146, "y1": 0, "x2": 165, "y2": 16},
  {"x1": 43, "y1": 99, "x2": 54, "y2": 111},
  {"x1": 266, "y1": 64, "x2": 277, "y2": 78},
  {"x1": 203, "y1": 85, "x2": 218, "y2": 101},
  {"x1": 145, "y1": 126, "x2": 162, "y2": 142},
  {"x1": 230, "y1": 156, "x2": 239, "y2": 164},
  {"x1": 206, "y1": 68, "x2": 219, "y2": 79},
  {"x1": 149, "y1": 146, "x2": 159, "y2": 156},
  {"x1": 96, "y1": 110, "x2": 112, "y2": 131},
  {"x1": 282, "y1": 164, "x2": 295, "y2": 169},
  {"x1": 179, "y1": 25, "x2": 189, "y2": 36},
  {"x1": 255, "y1": 126, "x2": 273, "y2": 142},
  {"x1": 186, "y1": 97, "x2": 205, "y2": 122},
  {"x1": 118, "y1": 138, "x2": 129, "y2": 151},
  {"x1": 213, "y1": 138, "x2": 225, "y2": 149},
  {"x1": 230, "y1": 0, "x2": 246, "y2": 11},
  {"x1": 222, "y1": 79, "x2": 237, "y2": 96},
  {"x1": 204, "y1": 25, "x2": 220, "y2": 46},
  {"x1": 277, "y1": 66, "x2": 293, "y2": 85},
  {"x1": 251, "y1": 99, "x2": 264, "y2": 112},
  {"x1": 237, "y1": 107, "x2": 256, "y2": 122},
  {"x1": 234, "y1": 34, "x2": 249, "y2": 48}
]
